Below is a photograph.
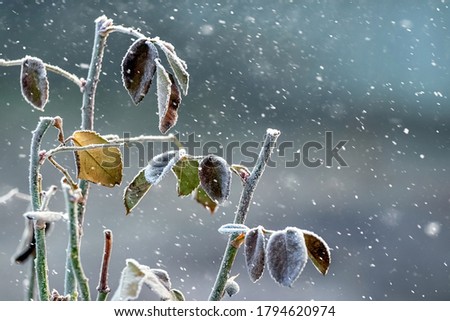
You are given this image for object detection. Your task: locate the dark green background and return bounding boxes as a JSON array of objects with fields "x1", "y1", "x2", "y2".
[{"x1": 1, "y1": 0, "x2": 449, "y2": 300}]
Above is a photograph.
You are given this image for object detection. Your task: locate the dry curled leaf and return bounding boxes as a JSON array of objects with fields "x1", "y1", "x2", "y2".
[
  {"x1": 155, "y1": 59, "x2": 181, "y2": 134},
  {"x1": 112, "y1": 259, "x2": 173, "y2": 301}
]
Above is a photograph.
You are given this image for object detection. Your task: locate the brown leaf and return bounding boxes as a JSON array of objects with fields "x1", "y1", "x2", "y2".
[
  {"x1": 72, "y1": 130, "x2": 123, "y2": 187},
  {"x1": 159, "y1": 74, "x2": 181, "y2": 134},
  {"x1": 20, "y1": 56, "x2": 49, "y2": 110},
  {"x1": 244, "y1": 226, "x2": 266, "y2": 283},
  {"x1": 155, "y1": 59, "x2": 181, "y2": 134},
  {"x1": 121, "y1": 38, "x2": 159, "y2": 105},
  {"x1": 198, "y1": 155, "x2": 231, "y2": 204},
  {"x1": 303, "y1": 230, "x2": 331, "y2": 275}
]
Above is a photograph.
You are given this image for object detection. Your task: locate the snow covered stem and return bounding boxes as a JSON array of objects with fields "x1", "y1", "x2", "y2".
[
  {"x1": 208, "y1": 128, "x2": 280, "y2": 301},
  {"x1": 29, "y1": 117, "x2": 54, "y2": 301},
  {"x1": 76, "y1": 15, "x2": 111, "y2": 233},
  {"x1": 62, "y1": 180, "x2": 90, "y2": 300}
]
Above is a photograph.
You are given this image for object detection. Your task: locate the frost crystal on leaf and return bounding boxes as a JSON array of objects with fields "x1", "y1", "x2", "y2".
[
  {"x1": 266, "y1": 227, "x2": 307, "y2": 287},
  {"x1": 244, "y1": 226, "x2": 266, "y2": 283},
  {"x1": 20, "y1": 56, "x2": 49, "y2": 110},
  {"x1": 121, "y1": 38, "x2": 159, "y2": 105},
  {"x1": 199, "y1": 155, "x2": 231, "y2": 204}
]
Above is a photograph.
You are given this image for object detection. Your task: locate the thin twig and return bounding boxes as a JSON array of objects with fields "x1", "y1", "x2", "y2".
[
  {"x1": 45, "y1": 134, "x2": 183, "y2": 158},
  {"x1": 96, "y1": 229, "x2": 113, "y2": 301},
  {"x1": 0, "y1": 58, "x2": 83, "y2": 88},
  {"x1": 47, "y1": 156, "x2": 78, "y2": 190},
  {"x1": 208, "y1": 128, "x2": 280, "y2": 301}
]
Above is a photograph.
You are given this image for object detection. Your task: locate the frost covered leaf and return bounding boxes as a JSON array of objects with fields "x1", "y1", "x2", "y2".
[
  {"x1": 123, "y1": 168, "x2": 151, "y2": 215},
  {"x1": 155, "y1": 59, "x2": 181, "y2": 134},
  {"x1": 112, "y1": 259, "x2": 172, "y2": 301},
  {"x1": 303, "y1": 230, "x2": 331, "y2": 275},
  {"x1": 193, "y1": 186, "x2": 218, "y2": 214},
  {"x1": 150, "y1": 269, "x2": 172, "y2": 292},
  {"x1": 218, "y1": 223, "x2": 249, "y2": 235},
  {"x1": 112, "y1": 259, "x2": 148, "y2": 301},
  {"x1": 121, "y1": 38, "x2": 159, "y2": 105},
  {"x1": 72, "y1": 131, "x2": 123, "y2": 187},
  {"x1": 20, "y1": 56, "x2": 49, "y2": 110},
  {"x1": 155, "y1": 40, "x2": 189, "y2": 95},
  {"x1": 244, "y1": 226, "x2": 266, "y2": 283},
  {"x1": 160, "y1": 73, "x2": 181, "y2": 134},
  {"x1": 199, "y1": 155, "x2": 231, "y2": 204},
  {"x1": 266, "y1": 227, "x2": 307, "y2": 287},
  {"x1": 124, "y1": 150, "x2": 182, "y2": 214},
  {"x1": 224, "y1": 275, "x2": 240, "y2": 298},
  {"x1": 172, "y1": 156, "x2": 199, "y2": 197},
  {"x1": 144, "y1": 150, "x2": 182, "y2": 185}
]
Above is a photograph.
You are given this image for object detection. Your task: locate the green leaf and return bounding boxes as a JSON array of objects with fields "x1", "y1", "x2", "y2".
[
  {"x1": 123, "y1": 168, "x2": 151, "y2": 215},
  {"x1": 121, "y1": 38, "x2": 159, "y2": 105},
  {"x1": 199, "y1": 155, "x2": 231, "y2": 204},
  {"x1": 72, "y1": 131, "x2": 123, "y2": 187},
  {"x1": 20, "y1": 56, "x2": 49, "y2": 110},
  {"x1": 303, "y1": 230, "x2": 331, "y2": 275},
  {"x1": 155, "y1": 40, "x2": 189, "y2": 95},
  {"x1": 172, "y1": 156, "x2": 200, "y2": 197},
  {"x1": 193, "y1": 186, "x2": 218, "y2": 214}
]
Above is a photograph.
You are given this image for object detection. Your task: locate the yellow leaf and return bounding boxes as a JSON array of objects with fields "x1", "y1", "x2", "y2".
[{"x1": 72, "y1": 130, "x2": 123, "y2": 187}]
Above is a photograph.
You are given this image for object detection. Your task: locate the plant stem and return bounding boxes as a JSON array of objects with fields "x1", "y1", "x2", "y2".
[
  {"x1": 62, "y1": 180, "x2": 91, "y2": 301},
  {"x1": 208, "y1": 128, "x2": 280, "y2": 301},
  {"x1": 96, "y1": 229, "x2": 113, "y2": 301},
  {"x1": 81, "y1": 15, "x2": 110, "y2": 132},
  {"x1": 77, "y1": 15, "x2": 112, "y2": 230},
  {"x1": 25, "y1": 259, "x2": 36, "y2": 301},
  {"x1": 29, "y1": 117, "x2": 54, "y2": 301}
]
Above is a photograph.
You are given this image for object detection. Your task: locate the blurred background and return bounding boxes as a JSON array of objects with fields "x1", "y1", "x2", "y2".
[{"x1": 1, "y1": 0, "x2": 449, "y2": 300}]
